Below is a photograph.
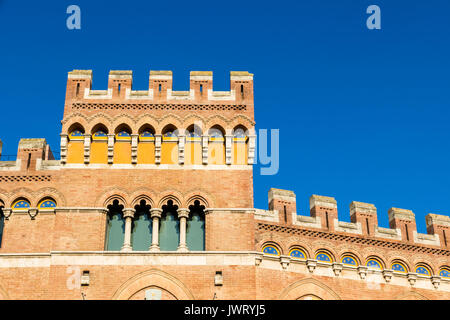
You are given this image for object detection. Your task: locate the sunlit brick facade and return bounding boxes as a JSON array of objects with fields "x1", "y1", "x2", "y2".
[{"x1": 0, "y1": 69, "x2": 448, "y2": 300}]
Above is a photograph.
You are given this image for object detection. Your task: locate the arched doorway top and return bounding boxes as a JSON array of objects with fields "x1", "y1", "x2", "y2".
[
  {"x1": 278, "y1": 277, "x2": 341, "y2": 300},
  {"x1": 112, "y1": 269, "x2": 195, "y2": 300}
]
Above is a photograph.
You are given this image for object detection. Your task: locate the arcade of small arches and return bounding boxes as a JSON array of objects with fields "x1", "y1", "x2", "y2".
[
  {"x1": 105, "y1": 197, "x2": 206, "y2": 252},
  {"x1": 261, "y1": 243, "x2": 450, "y2": 280},
  {"x1": 62, "y1": 122, "x2": 254, "y2": 166},
  {"x1": 0, "y1": 196, "x2": 58, "y2": 248}
]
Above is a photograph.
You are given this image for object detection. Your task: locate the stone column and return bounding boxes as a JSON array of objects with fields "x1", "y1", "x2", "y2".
[
  {"x1": 121, "y1": 208, "x2": 135, "y2": 252},
  {"x1": 60, "y1": 134, "x2": 68, "y2": 164},
  {"x1": 247, "y1": 134, "x2": 256, "y2": 164},
  {"x1": 225, "y1": 134, "x2": 233, "y2": 165},
  {"x1": 178, "y1": 134, "x2": 185, "y2": 165},
  {"x1": 202, "y1": 135, "x2": 209, "y2": 164},
  {"x1": 83, "y1": 134, "x2": 91, "y2": 164},
  {"x1": 131, "y1": 134, "x2": 139, "y2": 165},
  {"x1": 107, "y1": 134, "x2": 115, "y2": 164},
  {"x1": 154, "y1": 134, "x2": 162, "y2": 164},
  {"x1": 149, "y1": 208, "x2": 162, "y2": 251},
  {"x1": 177, "y1": 208, "x2": 190, "y2": 252}
]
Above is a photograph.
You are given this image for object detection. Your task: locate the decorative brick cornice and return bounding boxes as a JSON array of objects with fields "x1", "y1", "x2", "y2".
[{"x1": 256, "y1": 222, "x2": 450, "y2": 256}]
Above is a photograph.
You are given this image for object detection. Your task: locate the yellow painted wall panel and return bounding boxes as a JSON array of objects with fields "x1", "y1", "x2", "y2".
[
  {"x1": 161, "y1": 142, "x2": 178, "y2": 164},
  {"x1": 233, "y1": 143, "x2": 248, "y2": 165},
  {"x1": 208, "y1": 143, "x2": 225, "y2": 165},
  {"x1": 137, "y1": 143, "x2": 155, "y2": 164},
  {"x1": 185, "y1": 142, "x2": 202, "y2": 165},
  {"x1": 90, "y1": 142, "x2": 108, "y2": 164},
  {"x1": 113, "y1": 142, "x2": 131, "y2": 164},
  {"x1": 67, "y1": 142, "x2": 84, "y2": 164}
]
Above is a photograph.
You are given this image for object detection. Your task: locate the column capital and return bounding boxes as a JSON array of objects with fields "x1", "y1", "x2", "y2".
[
  {"x1": 2, "y1": 208, "x2": 12, "y2": 220},
  {"x1": 122, "y1": 208, "x2": 135, "y2": 219},
  {"x1": 150, "y1": 208, "x2": 163, "y2": 218},
  {"x1": 28, "y1": 208, "x2": 38, "y2": 220},
  {"x1": 177, "y1": 208, "x2": 190, "y2": 218}
]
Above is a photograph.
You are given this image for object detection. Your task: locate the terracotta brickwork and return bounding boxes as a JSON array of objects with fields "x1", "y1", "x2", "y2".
[{"x1": 0, "y1": 70, "x2": 448, "y2": 300}]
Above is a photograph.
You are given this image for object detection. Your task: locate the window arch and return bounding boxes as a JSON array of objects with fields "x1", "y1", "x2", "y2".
[
  {"x1": 138, "y1": 125, "x2": 155, "y2": 164},
  {"x1": 12, "y1": 198, "x2": 31, "y2": 211},
  {"x1": 415, "y1": 264, "x2": 432, "y2": 276},
  {"x1": 105, "y1": 200, "x2": 125, "y2": 251},
  {"x1": 391, "y1": 261, "x2": 408, "y2": 273},
  {"x1": 131, "y1": 200, "x2": 152, "y2": 251},
  {"x1": 341, "y1": 254, "x2": 359, "y2": 267},
  {"x1": 366, "y1": 257, "x2": 384, "y2": 270},
  {"x1": 438, "y1": 267, "x2": 450, "y2": 279},
  {"x1": 232, "y1": 125, "x2": 248, "y2": 165},
  {"x1": 114, "y1": 124, "x2": 132, "y2": 164},
  {"x1": 208, "y1": 125, "x2": 225, "y2": 165},
  {"x1": 159, "y1": 200, "x2": 179, "y2": 251},
  {"x1": 315, "y1": 250, "x2": 333, "y2": 263},
  {"x1": 161, "y1": 125, "x2": 179, "y2": 164},
  {"x1": 262, "y1": 243, "x2": 281, "y2": 256},
  {"x1": 185, "y1": 125, "x2": 202, "y2": 165},
  {"x1": 186, "y1": 200, "x2": 205, "y2": 251},
  {"x1": 38, "y1": 198, "x2": 57, "y2": 209},
  {"x1": 91, "y1": 124, "x2": 109, "y2": 164},
  {"x1": 67, "y1": 124, "x2": 85, "y2": 164},
  {"x1": 289, "y1": 247, "x2": 307, "y2": 260}
]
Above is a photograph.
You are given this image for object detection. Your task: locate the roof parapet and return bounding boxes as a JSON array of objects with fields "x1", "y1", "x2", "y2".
[
  {"x1": 388, "y1": 207, "x2": 415, "y2": 222},
  {"x1": 269, "y1": 188, "x2": 296, "y2": 203},
  {"x1": 309, "y1": 194, "x2": 337, "y2": 209},
  {"x1": 109, "y1": 70, "x2": 132, "y2": 79},
  {"x1": 350, "y1": 201, "x2": 377, "y2": 215},
  {"x1": 426, "y1": 213, "x2": 450, "y2": 227},
  {"x1": 230, "y1": 71, "x2": 253, "y2": 81}
]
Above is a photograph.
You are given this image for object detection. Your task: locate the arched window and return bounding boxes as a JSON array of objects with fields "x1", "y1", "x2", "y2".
[
  {"x1": 137, "y1": 126, "x2": 155, "y2": 164},
  {"x1": 38, "y1": 198, "x2": 57, "y2": 209},
  {"x1": 185, "y1": 125, "x2": 202, "y2": 165},
  {"x1": 208, "y1": 125, "x2": 225, "y2": 165},
  {"x1": 232, "y1": 125, "x2": 248, "y2": 165},
  {"x1": 415, "y1": 265, "x2": 432, "y2": 276},
  {"x1": 161, "y1": 125, "x2": 179, "y2": 164},
  {"x1": 131, "y1": 200, "x2": 152, "y2": 251},
  {"x1": 439, "y1": 267, "x2": 450, "y2": 279},
  {"x1": 315, "y1": 251, "x2": 333, "y2": 263},
  {"x1": 12, "y1": 199, "x2": 31, "y2": 211},
  {"x1": 105, "y1": 200, "x2": 125, "y2": 251},
  {"x1": 159, "y1": 200, "x2": 179, "y2": 251},
  {"x1": 186, "y1": 200, "x2": 205, "y2": 251},
  {"x1": 114, "y1": 125, "x2": 132, "y2": 164},
  {"x1": 366, "y1": 257, "x2": 383, "y2": 270},
  {"x1": 262, "y1": 244, "x2": 280, "y2": 256},
  {"x1": 391, "y1": 261, "x2": 408, "y2": 273},
  {"x1": 341, "y1": 255, "x2": 358, "y2": 267},
  {"x1": 0, "y1": 202, "x2": 4, "y2": 248},
  {"x1": 289, "y1": 248, "x2": 307, "y2": 260},
  {"x1": 67, "y1": 125, "x2": 85, "y2": 164}
]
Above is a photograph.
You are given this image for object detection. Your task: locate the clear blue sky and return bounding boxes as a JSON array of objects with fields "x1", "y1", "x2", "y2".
[{"x1": 1, "y1": 0, "x2": 449, "y2": 232}]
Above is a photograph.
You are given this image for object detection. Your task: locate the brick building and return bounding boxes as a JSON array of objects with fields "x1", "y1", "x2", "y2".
[{"x1": 0, "y1": 69, "x2": 448, "y2": 300}]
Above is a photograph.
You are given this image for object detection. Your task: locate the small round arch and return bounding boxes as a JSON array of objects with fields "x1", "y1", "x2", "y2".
[
  {"x1": 391, "y1": 260, "x2": 409, "y2": 273},
  {"x1": 11, "y1": 198, "x2": 31, "y2": 211},
  {"x1": 289, "y1": 247, "x2": 308, "y2": 260},
  {"x1": 438, "y1": 266, "x2": 450, "y2": 279},
  {"x1": 415, "y1": 264, "x2": 432, "y2": 276},
  {"x1": 341, "y1": 253, "x2": 359, "y2": 267},
  {"x1": 366, "y1": 256, "x2": 384, "y2": 270},
  {"x1": 262, "y1": 242, "x2": 281, "y2": 256},
  {"x1": 315, "y1": 250, "x2": 334, "y2": 263},
  {"x1": 37, "y1": 198, "x2": 57, "y2": 209}
]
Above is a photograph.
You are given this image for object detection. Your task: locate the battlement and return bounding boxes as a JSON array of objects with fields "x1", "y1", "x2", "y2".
[
  {"x1": 64, "y1": 69, "x2": 254, "y2": 108},
  {"x1": 259, "y1": 189, "x2": 450, "y2": 249}
]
